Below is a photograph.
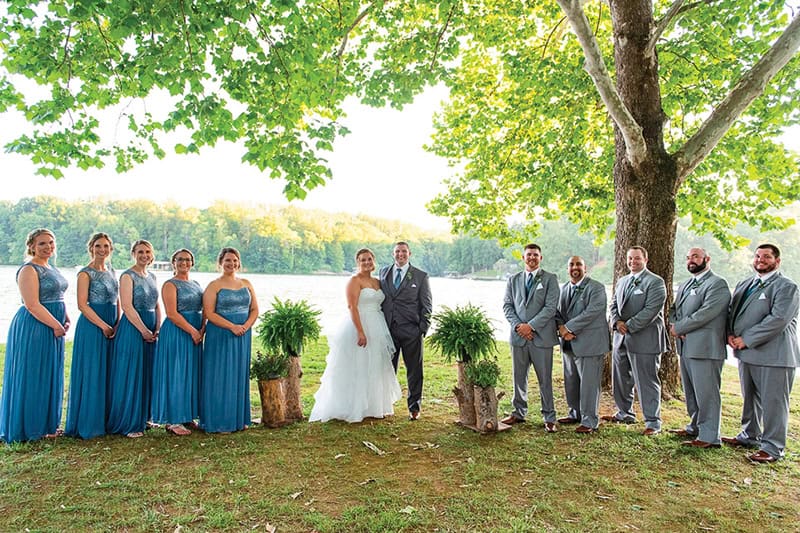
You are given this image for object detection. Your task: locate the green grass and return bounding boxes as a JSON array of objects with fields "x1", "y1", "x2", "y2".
[{"x1": 1, "y1": 340, "x2": 799, "y2": 532}]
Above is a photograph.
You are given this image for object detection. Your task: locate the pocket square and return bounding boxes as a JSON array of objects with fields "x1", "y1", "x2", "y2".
[
  {"x1": 689, "y1": 289, "x2": 697, "y2": 296},
  {"x1": 535, "y1": 283, "x2": 544, "y2": 290},
  {"x1": 411, "y1": 284, "x2": 417, "y2": 288},
  {"x1": 758, "y1": 293, "x2": 767, "y2": 300},
  {"x1": 633, "y1": 289, "x2": 644, "y2": 295}
]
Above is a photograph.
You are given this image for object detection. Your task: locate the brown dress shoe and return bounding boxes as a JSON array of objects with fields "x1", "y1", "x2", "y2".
[
  {"x1": 642, "y1": 428, "x2": 661, "y2": 436},
  {"x1": 544, "y1": 422, "x2": 557, "y2": 433},
  {"x1": 557, "y1": 416, "x2": 579, "y2": 425},
  {"x1": 575, "y1": 425, "x2": 596, "y2": 434},
  {"x1": 721, "y1": 436, "x2": 746, "y2": 447},
  {"x1": 748, "y1": 450, "x2": 778, "y2": 463},
  {"x1": 501, "y1": 415, "x2": 525, "y2": 425},
  {"x1": 600, "y1": 414, "x2": 636, "y2": 424},
  {"x1": 668, "y1": 428, "x2": 696, "y2": 438},
  {"x1": 681, "y1": 439, "x2": 721, "y2": 449}
]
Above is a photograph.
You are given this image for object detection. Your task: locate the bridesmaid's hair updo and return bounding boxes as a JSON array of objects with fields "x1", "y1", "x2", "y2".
[
  {"x1": 171, "y1": 248, "x2": 195, "y2": 268},
  {"x1": 355, "y1": 248, "x2": 375, "y2": 261},
  {"x1": 217, "y1": 247, "x2": 241, "y2": 265},
  {"x1": 130, "y1": 239, "x2": 155, "y2": 265},
  {"x1": 25, "y1": 228, "x2": 55, "y2": 256},
  {"x1": 87, "y1": 232, "x2": 114, "y2": 256}
]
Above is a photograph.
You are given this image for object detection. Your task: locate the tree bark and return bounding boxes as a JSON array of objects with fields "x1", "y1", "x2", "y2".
[
  {"x1": 453, "y1": 361, "x2": 477, "y2": 426},
  {"x1": 473, "y1": 385, "x2": 499, "y2": 433},
  {"x1": 284, "y1": 356, "x2": 304, "y2": 421},
  {"x1": 258, "y1": 378, "x2": 286, "y2": 428},
  {"x1": 610, "y1": 0, "x2": 680, "y2": 397}
]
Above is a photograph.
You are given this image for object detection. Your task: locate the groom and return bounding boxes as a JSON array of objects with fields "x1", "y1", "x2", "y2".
[{"x1": 380, "y1": 241, "x2": 433, "y2": 420}]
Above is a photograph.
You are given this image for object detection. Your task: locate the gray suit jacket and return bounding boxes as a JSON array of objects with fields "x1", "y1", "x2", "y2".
[
  {"x1": 727, "y1": 272, "x2": 800, "y2": 368},
  {"x1": 503, "y1": 269, "x2": 559, "y2": 347},
  {"x1": 556, "y1": 277, "x2": 610, "y2": 357},
  {"x1": 380, "y1": 264, "x2": 432, "y2": 339},
  {"x1": 609, "y1": 269, "x2": 667, "y2": 354},
  {"x1": 669, "y1": 271, "x2": 730, "y2": 360}
]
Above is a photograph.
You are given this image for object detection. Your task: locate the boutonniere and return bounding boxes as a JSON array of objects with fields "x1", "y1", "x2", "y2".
[
  {"x1": 574, "y1": 286, "x2": 585, "y2": 295},
  {"x1": 632, "y1": 277, "x2": 642, "y2": 287},
  {"x1": 406, "y1": 270, "x2": 413, "y2": 282}
]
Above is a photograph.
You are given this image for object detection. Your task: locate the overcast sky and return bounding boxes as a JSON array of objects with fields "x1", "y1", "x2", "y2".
[{"x1": 0, "y1": 86, "x2": 455, "y2": 231}]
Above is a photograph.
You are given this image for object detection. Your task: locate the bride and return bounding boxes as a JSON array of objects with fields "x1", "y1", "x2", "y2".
[{"x1": 309, "y1": 248, "x2": 401, "y2": 423}]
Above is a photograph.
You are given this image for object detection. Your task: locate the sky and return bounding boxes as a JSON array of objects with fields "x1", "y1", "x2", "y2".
[{"x1": 0, "y1": 86, "x2": 456, "y2": 231}]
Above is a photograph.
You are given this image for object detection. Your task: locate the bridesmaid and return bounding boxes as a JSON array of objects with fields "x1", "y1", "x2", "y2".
[
  {"x1": 107, "y1": 239, "x2": 160, "y2": 438},
  {"x1": 200, "y1": 247, "x2": 258, "y2": 433},
  {"x1": 0, "y1": 228, "x2": 70, "y2": 444},
  {"x1": 151, "y1": 249, "x2": 205, "y2": 436},
  {"x1": 64, "y1": 232, "x2": 119, "y2": 439}
]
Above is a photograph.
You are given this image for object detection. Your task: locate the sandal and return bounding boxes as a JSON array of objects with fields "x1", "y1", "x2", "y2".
[
  {"x1": 44, "y1": 428, "x2": 64, "y2": 438},
  {"x1": 166, "y1": 424, "x2": 191, "y2": 436},
  {"x1": 126, "y1": 431, "x2": 144, "y2": 438}
]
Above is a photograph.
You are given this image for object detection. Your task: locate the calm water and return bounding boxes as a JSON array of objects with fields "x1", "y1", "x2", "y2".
[{"x1": 0, "y1": 265, "x2": 513, "y2": 342}]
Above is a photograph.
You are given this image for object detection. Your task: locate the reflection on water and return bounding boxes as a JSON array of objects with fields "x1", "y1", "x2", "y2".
[{"x1": 0, "y1": 265, "x2": 513, "y2": 343}]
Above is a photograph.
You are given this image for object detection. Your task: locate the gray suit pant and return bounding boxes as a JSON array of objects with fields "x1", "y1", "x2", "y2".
[
  {"x1": 679, "y1": 356, "x2": 723, "y2": 444},
  {"x1": 511, "y1": 343, "x2": 555, "y2": 422},
  {"x1": 612, "y1": 343, "x2": 662, "y2": 430},
  {"x1": 735, "y1": 362, "x2": 796, "y2": 458},
  {"x1": 562, "y1": 350, "x2": 603, "y2": 429}
]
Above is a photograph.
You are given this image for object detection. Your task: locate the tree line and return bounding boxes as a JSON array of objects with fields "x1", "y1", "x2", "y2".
[{"x1": 2, "y1": 197, "x2": 798, "y2": 283}]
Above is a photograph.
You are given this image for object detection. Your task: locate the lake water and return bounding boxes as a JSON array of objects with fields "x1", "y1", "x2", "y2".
[{"x1": 0, "y1": 265, "x2": 513, "y2": 342}]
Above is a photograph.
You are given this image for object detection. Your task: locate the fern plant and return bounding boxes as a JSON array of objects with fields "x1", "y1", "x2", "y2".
[
  {"x1": 427, "y1": 304, "x2": 496, "y2": 363},
  {"x1": 256, "y1": 297, "x2": 322, "y2": 357}
]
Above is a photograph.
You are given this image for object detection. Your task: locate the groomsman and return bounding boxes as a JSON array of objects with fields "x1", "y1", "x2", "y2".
[
  {"x1": 725, "y1": 244, "x2": 799, "y2": 463},
  {"x1": 556, "y1": 256, "x2": 610, "y2": 433},
  {"x1": 380, "y1": 241, "x2": 433, "y2": 420},
  {"x1": 668, "y1": 248, "x2": 730, "y2": 448},
  {"x1": 605, "y1": 246, "x2": 668, "y2": 435},
  {"x1": 502, "y1": 243, "x2": 560, "y2": 432}
]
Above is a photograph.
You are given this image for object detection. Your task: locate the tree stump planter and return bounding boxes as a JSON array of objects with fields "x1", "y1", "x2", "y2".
[
  {"x1": 258, "y1": 378, "x2": 287, "y2": 428},
  {"x1": 470, "y1": 385, "x2": 510, "y2": 433},
  {"x1": 453, "y1": 361, "x2": 477, "y2": 426},
  {"x1": 284, "y1": 355, "x2": 304, "y2": 421}
]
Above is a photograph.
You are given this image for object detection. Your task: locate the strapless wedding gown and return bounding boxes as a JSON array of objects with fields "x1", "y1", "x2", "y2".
[{"x1": 309, "y1": 288, "x2": 401, "y2": 422}]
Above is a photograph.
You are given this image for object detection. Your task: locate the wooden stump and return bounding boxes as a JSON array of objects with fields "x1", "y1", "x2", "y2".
[
  {"x1": 453, "y1": 362, "x2": 477, "y2": 426},
  {"x1": 284, "y1": 356, "x2": 304, "y2": 421},
  {"x1": 258, "y1": 379, "x2": 286, "y2": 428},
  {"x1": 473, "y1": 384, "x2": 499, "y2": 433}
]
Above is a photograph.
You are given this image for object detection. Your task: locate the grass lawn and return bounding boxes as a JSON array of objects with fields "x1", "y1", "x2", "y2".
[{"x1": 1, "y1": 339, "x2": 798, "y2": 532}]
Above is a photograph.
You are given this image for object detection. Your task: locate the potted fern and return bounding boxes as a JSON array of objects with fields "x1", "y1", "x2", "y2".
[
  {"x1": 250, "y1": 351, "x2": 289, "y2": 428},
  {"x1": 428, "y1": 304, "x2": 497, "y2": 428},
  {"x1": 256, "y1": 297, "x2": 322, "y2": 421}
]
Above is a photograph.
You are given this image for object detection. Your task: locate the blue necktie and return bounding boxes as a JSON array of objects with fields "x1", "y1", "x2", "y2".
[
  {"x1": 525, "y1": 273, "x2": 533, "y2": 297},
  {"x1": 735, "y1": 279, "x2": 762, "y2": 317},
  {"x1": 394, "y1": 269, "x2": 402, "y2": 289}
]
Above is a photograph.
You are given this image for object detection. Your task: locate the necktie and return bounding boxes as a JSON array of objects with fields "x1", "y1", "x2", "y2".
[
  {"x1": 394, "y1": 269, "x2": 402, "y2": 289},
  {"x1": 525, "y1": 273, "x2": 533, "y2": 297},
  {"x1": 734, "y1": 278, "x2": 762, "y2": 317},
  {"x1": 568, "y1": 284, "x2": 576, "y2": 306}
]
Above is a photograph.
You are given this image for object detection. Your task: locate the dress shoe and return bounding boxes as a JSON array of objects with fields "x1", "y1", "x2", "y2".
[
  {"x1": 668, "y1": 428, "x2": 696, "y2": 438},
  {"x1": 575, "y1": 425, "x2": 596, "y2": 434},
  {"x1": 721, "y1": 436, "x2": 747, "y2": 447},
  {"x1": 642, "y1": 428, "x2": 661, "y2": 436},
  {"x1": 544, "y1": 422, "x2": 557, "y2": 433},
  {"x1": 681, "y1": 439, "x2": 721, "y2": 449},
  {"x1": 748, "y1": 450, "x2": 778, "y2": 463},
  {"x1": 409, "y1": 411, "x2": 420, "y2": 421},
  {"x1": 501, "y1": 415, "x2": 525, "y2": 425},
  {"x1": 600, "y1": 414, "x2": 636, "y2": 424},
  {"x1": 557, "y1": 416, "x2": 579, "y2": 425}
]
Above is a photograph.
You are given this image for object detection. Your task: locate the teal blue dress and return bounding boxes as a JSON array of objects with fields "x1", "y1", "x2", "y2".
[
  {"x1": 200, "y1": 287, "x2": 252, "y2": 432},
  {"x1": 65, "y1": 266, "x2": 118, "y2": 439},
  {"x1": 151, "y1": 278, "x2": 203, "y2": 425},
  {"x1": 0, "y1": 263, "x2": 68, "y2": 444},
  {"x1": 106, "y1": 269, "x2": 158, "y2": 435}
]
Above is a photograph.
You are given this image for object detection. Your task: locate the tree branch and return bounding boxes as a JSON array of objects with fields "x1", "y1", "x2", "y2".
[
  {"x1": 541, "y1": 16, "x2": 566, "y2": 59},
  {"x1": 429, "y1": 3, "x2": 456, "y2": 72},
  {"x1": 646, "y1": 0, "x2": 720, "y2": 56},
  {"x1": 674, "y1": 11, "x2": 800, "y2": 183},
  {"x1": 337, "y1": 3, "x2": 374, "y2": 58},
  {"x1": 179, "y1": 0, "x2": 194, "y2": 61},
  {"x1": 555, "y1": 0, "x2": 647, "y2": 170}
]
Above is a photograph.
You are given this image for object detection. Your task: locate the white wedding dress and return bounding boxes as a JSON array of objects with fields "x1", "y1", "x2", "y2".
[{"x1": 309, "y1": 288, "x2": 402, "y2": 423}]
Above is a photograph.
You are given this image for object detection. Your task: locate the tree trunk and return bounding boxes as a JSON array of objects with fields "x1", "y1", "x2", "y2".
[
  {"x1": 258, "y1": 379, "x2": 286, "y2": 428},
  {"x1": 284, "y1": 356, "x2": 304, "y2": 421},
  {"x1": 473, "y1": 385, "x2": 499, "y2": 433},
  {"x1": 453, "y1": 361, "x2": 477, "y2": 426},
  {"x1": 610, "y1": 1, "x2": 680, "y2": 397}
]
